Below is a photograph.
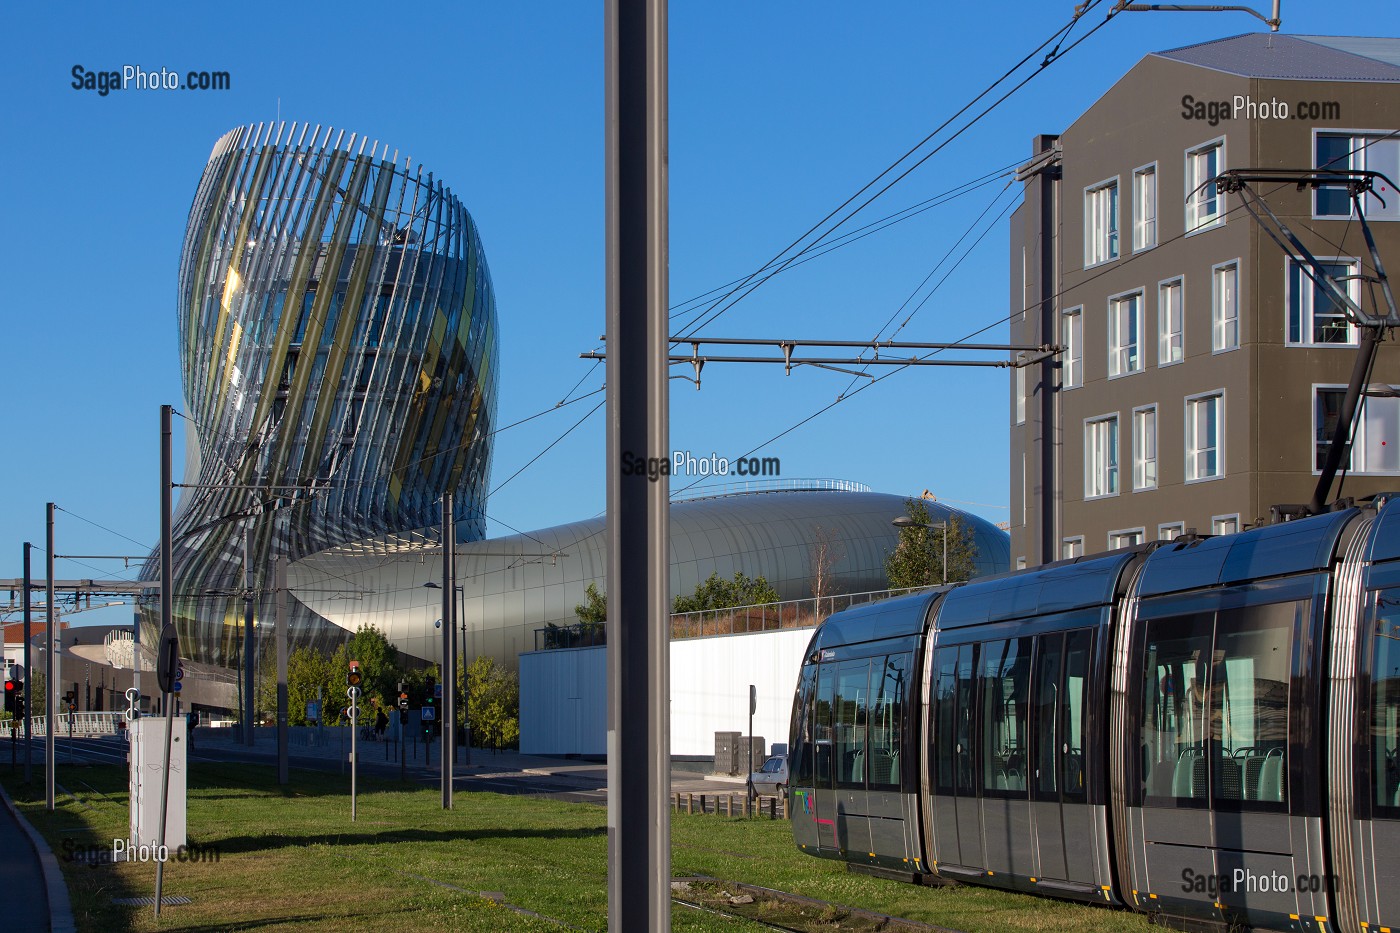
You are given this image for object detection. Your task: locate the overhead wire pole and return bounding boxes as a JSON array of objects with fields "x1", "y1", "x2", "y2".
[
  {"x1": 22, "y1": 542, "x2": 32, "y2": 784},
  {"x1": 441, "y1": 492, "x2": 455, "y2": 809},
  {"x1": 45, "y1": 504, "x2": 56, "y2": 811},
  {"x1": 244, "y1": 526, "x2": 255, "y2": 746},
  {"x1": 606, "y1": 0, "x2": 671, "y2": 928}
]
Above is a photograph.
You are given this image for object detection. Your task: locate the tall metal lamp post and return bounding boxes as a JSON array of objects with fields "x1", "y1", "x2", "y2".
[{"x1": 892, "y1": 514, "x2": 948, "y2": 585}]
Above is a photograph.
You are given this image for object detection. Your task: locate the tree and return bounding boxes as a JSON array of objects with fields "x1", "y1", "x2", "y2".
[
  {"x1": 463, "y1": 656, "x2": 519, "y2": 750},
  {"x1": 885, "y1": 498, "x2": 977, "y2": 588},
  {"x1": 808, "y1": 525, "x2": 845, "y2": 604},
  {"x1": 672, "y1": 571, "x2": 780, "y2": 614},
  {"x1": 574, "y1": 582, "x2": 607, "y2": 636}
]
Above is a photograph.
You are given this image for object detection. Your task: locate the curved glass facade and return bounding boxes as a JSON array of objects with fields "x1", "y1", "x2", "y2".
[
  {"x1": 289, "y1": 489, "x2": 1011, "y2": 668},
  {"x1": 142, "y1": 123, "x2": 499, "y2": 665}
]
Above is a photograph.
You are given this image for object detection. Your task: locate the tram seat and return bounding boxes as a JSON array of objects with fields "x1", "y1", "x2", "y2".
[
  {"x1": 1217, "y1": 757, "x2": 1243, "y2": 800},
  {"x1": 1255, "y1": 756, "x2": 1284, "y2": 803},
  {"x1": 848, "y1": 750, "x2": 865, "y2": 783},
  {"x1": 1173, "y1": 754, "x2": 1207, "y2": 799},
  {"x1": 1065, "y1": 753, "x2": 1083, "y2": 791},
  {"x1": 869, "y1": 751, "x2": 893, "y2": 786}
]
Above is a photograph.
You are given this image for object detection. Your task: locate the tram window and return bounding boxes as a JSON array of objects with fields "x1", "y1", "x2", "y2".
[
  {"x1": 1212, "y1": 605, "x2": 1294, "y2": 806},
  {"x1": 815, "y1": 663, "x2": 836, "y2": 786},
  {"x1": 933, "y1": 649, "x2": 959, "y2": 794},
  {"x1": 1034, "y1": 636, "x2": 1064, "y2": 795},
  {"x1": 982, "y1": 638, "x2": 1032, "y2": 794},
  {"x1": 1373, "y1": 590, "x2": 1400, "y2": 812},
  {"x1": 791, "y1": 664, "x2": 817, "y2": 786},
  {"x1": 834, "y1": 660, "x2": 871, "y2": 789},
  {"x1": 1140, "y1": 616, "x2": 1213, "y2": 806},
  {"x1": 869, "y1": 654, "x2": 908, "y2": 791},
  {"x1": 1063, "y1": 630, "x2": 1091, "y2": 799}
]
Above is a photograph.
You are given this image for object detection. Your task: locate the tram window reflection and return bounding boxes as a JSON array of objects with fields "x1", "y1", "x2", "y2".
[{"x1": 1374, "y1": 590, "x2": 1400, "y2": 811}]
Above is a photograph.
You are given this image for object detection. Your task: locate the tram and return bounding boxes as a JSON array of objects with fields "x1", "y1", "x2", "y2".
[{"x1": 789, "y1": 495, "x2": 1400, "y2": 932}]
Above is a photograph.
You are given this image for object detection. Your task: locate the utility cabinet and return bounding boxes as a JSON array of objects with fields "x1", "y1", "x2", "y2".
[{"x1": 128, "y1": 718, "x2": 187, "y2": 850}]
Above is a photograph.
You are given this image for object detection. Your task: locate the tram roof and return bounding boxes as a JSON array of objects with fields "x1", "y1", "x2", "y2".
[
  {"x1": 1138, "y1": 508, "x2": 1358, "y2": 598},
  {"x1": 808, "y1": 589, "x2": 941, "y2": 652},
  {"x1": 1368, "y1": 494, "x2": 1400, "y2": 563},
  {"x1": 935, "y1": 550, "x2": 1141, "y2": 629}
]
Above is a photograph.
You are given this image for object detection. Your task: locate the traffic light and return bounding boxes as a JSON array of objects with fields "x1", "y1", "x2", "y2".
[
  {"x1": 347, "y1": 661, "x2": 362, "y2": 689},
  {"x1": 64, "y1": 689, "x2": 77, "y2": 713},
  {"x1": 397, "y1": 681, "x2": 408, "y2": 711},
  {"x1": 3, "y1": 679, "x2": 16, "y2": 717}
]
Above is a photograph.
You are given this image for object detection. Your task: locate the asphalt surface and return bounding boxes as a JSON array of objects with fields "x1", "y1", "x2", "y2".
[{"x1": 0, "y1": 784, "x2": 56, "y2": 931}]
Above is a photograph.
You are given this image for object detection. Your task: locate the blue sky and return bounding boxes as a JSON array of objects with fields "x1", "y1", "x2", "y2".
[{"x1": 3, "y1": 1, "x2": 1394, "y2": 629}]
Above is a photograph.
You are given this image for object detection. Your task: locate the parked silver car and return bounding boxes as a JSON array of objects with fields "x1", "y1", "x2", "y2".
[{"x1": 746, "y1": 754, "x2": 788, "y2": 798}]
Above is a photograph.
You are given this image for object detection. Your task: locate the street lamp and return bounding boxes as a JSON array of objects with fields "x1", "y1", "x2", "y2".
[{"x1": 892, "y1": 514, "x2": 948, "y2": 585}]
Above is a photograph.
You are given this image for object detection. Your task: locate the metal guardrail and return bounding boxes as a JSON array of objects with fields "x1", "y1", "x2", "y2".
[
  {"x1": 534, "y1": 585, "x2": 930, "y2": 650},
  {"x1": 24, "y1": 711, "x2": 125, "y2": 737}
]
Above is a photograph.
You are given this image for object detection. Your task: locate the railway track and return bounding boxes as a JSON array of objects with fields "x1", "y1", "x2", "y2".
[{"x1": 671, "y1": 876, "x2": 962, "y2": 933}]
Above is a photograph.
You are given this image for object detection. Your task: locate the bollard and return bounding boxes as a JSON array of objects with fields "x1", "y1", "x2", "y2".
[
  {"x1": 741, "y1": 794, "x2": 749, "y2": 818},
  {"x1": 700, "y1": 794, "x2": 706, "y2": 814},
  {"x1": 725, "y1": 795, "x2": 732, "y2": 818},
  {"x1": 769, "y1": 797, "x2": 776, "y2": 819},
  {"x1": 686, "y1": 793, "x2": 693, "y2": 814}
]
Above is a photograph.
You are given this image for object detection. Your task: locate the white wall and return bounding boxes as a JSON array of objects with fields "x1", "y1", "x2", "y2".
[{"x1": 519, "y1": 627, "x2": 815, "y2": 759}]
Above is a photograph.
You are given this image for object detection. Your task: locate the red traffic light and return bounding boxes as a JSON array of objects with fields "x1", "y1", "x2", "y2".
[
  {"x1": 347, "y1": 661, "x2": 362, "y2": 688},
  {"x1": 3, "y1": 681, "x2": 14, "y2": 694}
]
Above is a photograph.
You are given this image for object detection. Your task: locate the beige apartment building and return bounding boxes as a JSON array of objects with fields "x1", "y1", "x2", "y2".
[{"x1": 1009, "y1": 33, "x2": 1400, "y2": 566}]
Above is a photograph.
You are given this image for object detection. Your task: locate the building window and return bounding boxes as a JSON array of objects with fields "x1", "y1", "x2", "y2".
[
  {"x1": 1062, "y1": 537, "x2": 1084, "y2": 559},
  {"x1": 1186, "y1": 391, "x2": 1225, "y2": 482},
  {"x1": 1108, "y1": 291, "x2": 1143, "y2": 377},
  {"x1": 1186, "y1": 139, "x2": 1225, "y2": 232},
  {"x1": 1212, "y1": 514, "x2": 1240, "y2": 536},
  {"x1": 1159, "y1": 522, "x2": 1185, "y2": 541},
  {"x1": 1062, "y1": 307, "x2": 1083, "y2": 389},
  {"x1": 1085, "y1": 414, "x2": 1120, "y2": 499},
  {"x1": 1158, "y1": 277, "x2": 1184, "y2": 365},
  {"x1": 1213, "y1": 260, "x2": 1239, "y2": 351},
  {"x1": 1085, "y1": 178, "x2": 1119, "y2": 267},
  {"x1": 1133, "y1": 405, "x2": 1158, "y2": 491},
  {"x1": 1315, "y1": 131, "x2": 1400, "y2": 220},
  {"x1": 1134, "y1": 163, "x2": 1157, "y2": 250},
  {"x1": 1015, "y1": 365, "x2": 1026, "y2": 425},
  {"x1": 1108, "y1": 528, "x2": 1145, "y2": 549},
  {"x1": 1314, "y1": 385, "x2": 1400, "y2": 474},
  {"x1": 1288, "y1": 257, "x2": 1360, "y2": 346}
]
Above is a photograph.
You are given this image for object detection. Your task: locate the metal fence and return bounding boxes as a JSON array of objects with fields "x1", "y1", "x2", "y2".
[
  {"x1": 534, "y1": 585, "x2": 929, "y2": 650},
  {"x1": 24, "y1": 711, "x2": 125, "y2": 737}
]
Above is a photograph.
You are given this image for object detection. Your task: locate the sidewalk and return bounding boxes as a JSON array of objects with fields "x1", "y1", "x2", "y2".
[
  {"x1": 0, "y1": 783, "x2": 75, "y2": 933},
  {"x1": 198, "y1": 726, "x2": 758, "y2": 795}
]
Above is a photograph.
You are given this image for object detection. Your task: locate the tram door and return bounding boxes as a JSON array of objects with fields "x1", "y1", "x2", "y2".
[
  {"x1": 1030, "y1": 630, "x2": 1096, "y2": 889},
  {"x1": 931, "y1": 644, "x2": 983, "y2": 872},
  {"x1": 1354, "y1": 586, "x2": 1400, "y2": 930}
]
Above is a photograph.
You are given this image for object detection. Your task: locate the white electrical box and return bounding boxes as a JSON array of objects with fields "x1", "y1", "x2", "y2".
[{"x1": 128, "y1": 718, "x2": 187, "y2": 851}]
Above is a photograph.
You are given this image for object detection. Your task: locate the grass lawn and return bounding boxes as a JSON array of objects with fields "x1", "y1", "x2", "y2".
[{"x1": 1, "y1": 760, "x2": 1156, "y2": 932}]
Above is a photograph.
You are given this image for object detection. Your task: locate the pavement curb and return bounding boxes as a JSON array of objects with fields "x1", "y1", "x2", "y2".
[{"x1": 0, "y1": 782, "x2": 78, "y2": 933}]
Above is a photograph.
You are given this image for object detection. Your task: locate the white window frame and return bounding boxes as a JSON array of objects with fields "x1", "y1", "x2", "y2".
[
  {"x1": 1107, "y1": 289, "x2": 1144, "y2": 378},
  {"x1": 1185, "y1": 389, "x2": 1226, "y2": 483},
  {"x1": 1133, "y1": 162, "x2": 1158, "y2": 251},
  {"x1": 1108, "y1": 527, "x2": 1146, "y2": 550},
  {"x1": 1186, "y1": 137, "x2": 1226, "y2": 234},
  {"x1": 1084, "y1": 413, "x2": 1120, "y2": 500},
  {"x1": 1084, "y1": 176, "x2": 1120, "y2": 268},
  {"x1": 1062, "y1": 306, "x2": 1083, "y2": 389},
  {"x1": 1015, "y1": 364, "x2": 1026, "y2": 425},
  {"x1": 1286, "y1": 256, "x2": 1361, "y2": 347},
  {"x1": 1312, "y1": 128, "x2": 1400, "y2": 221},
  {"x1": 1158, "y1": 522, "x2": 1186, "y2": 541},
  {"x1": 1212, "y1": 259, "x2": 1240, "y2": 352},
  {"x1": 1158, "y1": 276, "x2": 1184, "y2": 366},
  {"x1": 1062, "y1": 536, "x2": 1085, "y2": 559},
  {"x1": 1211, "y1": 514, "x2": 1240, "y2": 536},
  {"x1": 1133, "y1": 404, "x2": 1158, "y2": 492},
  {"x1": 1311, "y1": 383, "x2": 1400, "y2": 476}
]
